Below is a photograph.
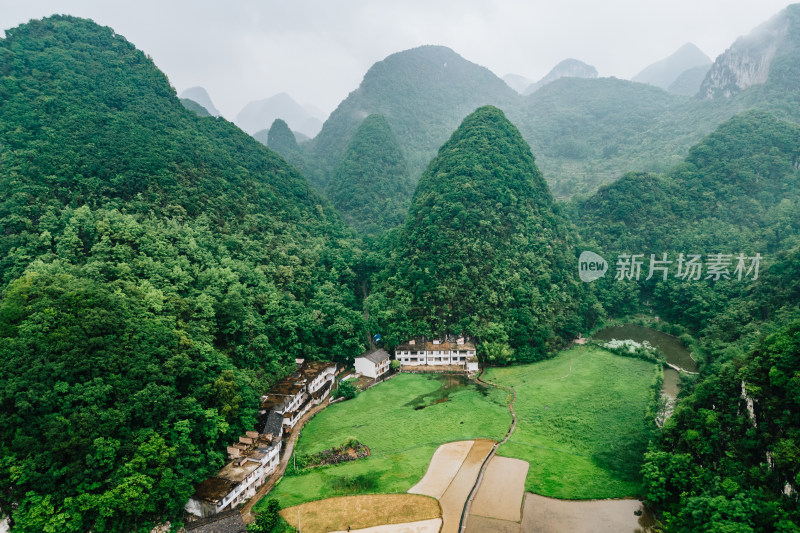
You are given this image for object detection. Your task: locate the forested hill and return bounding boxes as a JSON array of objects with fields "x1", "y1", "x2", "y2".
[
  {"x1": 326, "y1": 114, "x2": 414, "y2": 235},
  {"x1": 306, "y1": 45, "x2": 518, "y2": 189},
  {"x1": 572, "y1": 110, "x2": 800, "y2": 530},
  {"x1": 0, "y1": 16, "x2": 365, "y2": 532},
  {"x1": 366, "y1": 106, "x2": 593, "y2": 362},
  {"x1": 577, "y1": 110, "x2": 800, "y2": 255}
]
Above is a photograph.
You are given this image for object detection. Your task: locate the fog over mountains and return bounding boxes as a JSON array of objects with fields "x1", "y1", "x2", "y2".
[
  {"x1": 632, "y1": 43, "x2": 711, "y2": 91},
  {"x1": 2, "y1": 4, "x2": 800, "y2": 532}
]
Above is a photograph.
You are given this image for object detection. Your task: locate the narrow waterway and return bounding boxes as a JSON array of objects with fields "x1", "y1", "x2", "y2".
[{"x1": 593, "y1": 323, "x2": 698, "y2": 373}]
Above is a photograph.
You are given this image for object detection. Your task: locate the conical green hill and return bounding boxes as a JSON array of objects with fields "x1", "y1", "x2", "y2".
[
  {"x1": 326, "y1": 114, "x2": 414, "y2": 234},
  {"x1": 393, "y1": 106, "x2": 585, "y2": 361}
]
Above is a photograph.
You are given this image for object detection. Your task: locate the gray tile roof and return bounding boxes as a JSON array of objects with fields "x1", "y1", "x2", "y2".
[
  {"x1": 357, "y1": 348, "x2": 390, "y2": 365},
  {"x1": 185, "y1": 509, "x2": 246, "y2": 532}
]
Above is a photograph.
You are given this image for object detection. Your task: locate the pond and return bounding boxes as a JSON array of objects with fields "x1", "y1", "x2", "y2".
[
  {"x1": 592, "y1": 323, "x2": 698, "y2": 373},
  {"x1": 403, "y1": 374, "x2": 488, "y2": 410}
]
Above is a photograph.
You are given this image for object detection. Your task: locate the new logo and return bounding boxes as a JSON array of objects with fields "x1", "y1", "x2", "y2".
[{"x1": 579, "y1": 251, "x2": 608, "y2": 282}]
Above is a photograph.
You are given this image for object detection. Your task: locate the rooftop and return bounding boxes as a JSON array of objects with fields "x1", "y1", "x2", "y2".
[
  {"x1": 357, "y1": 348, "x2": 390, "y2": 365},
  {"x1": 396, "y1": 339, "x2": 476, "y2": 351},
  {"x1": 260, "y1": 360, "x2": 336, "y2": 410},
  {"x1": 191, "y1": 477, "x2": 237, "y2": 503},
  {"x1": 216, "y1": 457, "x2": 260, "y2": 484},
  {"x1": 185, "y1": 509, "x2": 246, "y2": 532}
]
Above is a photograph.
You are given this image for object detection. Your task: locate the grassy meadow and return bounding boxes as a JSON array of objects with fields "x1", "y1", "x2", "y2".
[
  {"x1": 485, "y1": 345, "x2": 658, "y2": 499},
  {"x1": 259, "y1": 373, "x2": 510, "y2": 509}
]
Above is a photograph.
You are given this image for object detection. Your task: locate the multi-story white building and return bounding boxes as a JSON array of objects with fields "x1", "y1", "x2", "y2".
[
  {"x1": 187, "y1": 360, "x2": 337, "y2": 518},
  {"x1": 185, "y1": 432, "x2": 281, "y2": 518},
  {"x1": 258, "y1": 360, "x2": 337, "y2": 434},
  {"x1": 354, "y1": 348, "x2": 391, "y2": 378},
  {"x1": 395, "y1": 336, "x2": 478, "y2": 369}
]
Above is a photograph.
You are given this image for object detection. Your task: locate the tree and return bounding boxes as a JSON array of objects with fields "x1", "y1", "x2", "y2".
[
  {"x1": 248, "y1": 499, "x2": 282, "y2": 533},
  {"x1": 333, "y1": 380, "x2": 359, "y2": 400}
]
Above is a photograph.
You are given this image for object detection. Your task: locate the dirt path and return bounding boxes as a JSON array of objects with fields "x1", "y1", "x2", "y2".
[
  {"x1": 408, "y1": 441, "x2": 474, "y2": 499},
  {"x1": 457, "y1": 370, "x2": 518, "y2": 531},
  {"x1": 557, "y1": 359, "x2": 574, "y2": 380},
  {"x1": 240, "y1": 398, "x2": 330, "y2": 523}
]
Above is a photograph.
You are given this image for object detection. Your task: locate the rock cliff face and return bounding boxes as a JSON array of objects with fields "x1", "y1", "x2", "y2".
[{"x1": 700, "y1": 11, "x2": 789, "y2": 98}]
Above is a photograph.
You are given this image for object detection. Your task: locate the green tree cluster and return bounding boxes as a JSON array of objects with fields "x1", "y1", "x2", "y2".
[
  {"x1": 367, "y1": 106, "x2": 593, "y2": 361},
  {"x1": 326, "y1": 114, "x2": 415, "y2": 235},
  {"x1": 0, "y1": 16, "x2": 366, "y2": 531},
  {"x1": 575, "y1": 110, "x2": 800, "y2": 531}
]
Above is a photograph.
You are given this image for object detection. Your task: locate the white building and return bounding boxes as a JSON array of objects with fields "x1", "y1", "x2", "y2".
[
  {"x1": 354, "y1": 348, "x2": 391, "y2": 379},
  {"x1": 395, "y1": 337, "x2": 478, "y2": 369},
  {"x1": 185, "y1": 433, "x2": 281, "y2": 518},
  {"x1": 258, "y1": 360, "x2": 337, "y2": 433},
  {"x1": 187, "y1": 361, "x2": 338, "y2": 518}
]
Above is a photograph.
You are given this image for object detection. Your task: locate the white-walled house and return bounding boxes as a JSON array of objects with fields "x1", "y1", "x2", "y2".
[
  {"x1": 354, "y1": 348, "x2": 391, "y2": 379},
  {"x1": 258, "y1": 360, "x2": 337, "y2": 434},
  {"x1": 187, "y1": 360, "x2": 337, "y2": 518},
  {"x1": 395, "y1": 337, "x2": 478, "y2": 369},
  {"x1": 185, "y1": 434, "x2": 281, "y2": 518}
]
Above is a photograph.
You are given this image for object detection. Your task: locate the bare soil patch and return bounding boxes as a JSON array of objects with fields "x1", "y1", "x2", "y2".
[
  {"x1": 329, "y1": 518, "x2": 442, "y2": 533},
  {"x1": 469, "y1": 456, "x2": 528, "y2": 522},
  {"x1": 280, "y1": 494, "x2": 440, "y2": 533},
  {"x1": 438, "y1": 439, "x2": 495, "y2": 533},
  {"x1": 465, "y1": 515, "x2": 520, "y2": 533},
  {"x1": 408, "y1": 440, "x2": 474, "y2": 499},
  {"x1": 521, "y1": 493, "x2": 654, "y2": 533}
]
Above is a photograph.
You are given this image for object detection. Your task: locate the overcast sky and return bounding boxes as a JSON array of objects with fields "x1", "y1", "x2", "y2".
[{"x1": 0, "y1": 1, "x2": 793, "y2": 119}]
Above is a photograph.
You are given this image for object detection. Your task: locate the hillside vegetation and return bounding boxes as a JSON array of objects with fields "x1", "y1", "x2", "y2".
[
  {"x1": 0, "y1": 16, "x2": 364, "y2": 532},
  {"x1": 326, "y1": 114, "x2": 414, "y2": 235},
  {"x1": 366, "y1": 106, "x2": 593, "y2": 361}
]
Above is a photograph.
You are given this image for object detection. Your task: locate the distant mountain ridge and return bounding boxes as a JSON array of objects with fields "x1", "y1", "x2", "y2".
[
  {"x1": 235, "y1": 92, "x2": 325, "y2": 138},
  {"x1": 700, "y1": 5, "x2": 798, "y2": 98},
  {"x1": 306, "y1": 45, "x2": 518, "y2": 189},
  {"x1": 502, "y1": 73, "x2": 534, "y2": 93},
  {"x1": 632, "y1": 43, "x2": 711, "y2": 90},
  {"x1": 523, "y1": 58, "x2": 598, "y2": 94},
  {"x1": 179, "y1": 86, "x2": 220, "y2": 116}
]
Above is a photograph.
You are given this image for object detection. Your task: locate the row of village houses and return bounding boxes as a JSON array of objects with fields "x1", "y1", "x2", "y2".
[{"x1": 185, "y1": 337, "x2": 477, "y2": 518}]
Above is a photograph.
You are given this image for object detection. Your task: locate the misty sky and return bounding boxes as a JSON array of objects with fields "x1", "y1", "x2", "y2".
[{"x1": 0, "y1": 0, "x2": 794, "y2": 119}]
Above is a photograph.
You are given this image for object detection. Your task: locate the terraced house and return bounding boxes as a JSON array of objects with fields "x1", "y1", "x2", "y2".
[
  {"x1": 186, "y1": 360, "x2": 337, "y2": 518},
  {"x1": 258, "y1": 360, "x2": 337, "y2": 433},
  {"x1": 185, "y1": 432, "x2": 281, "y2": 518}
]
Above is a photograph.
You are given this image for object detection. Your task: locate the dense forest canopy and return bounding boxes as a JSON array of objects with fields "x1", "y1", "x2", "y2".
[
  {"x1": 0, "y1": 15, "x2": 365, "y2": 532},
  {"x1": 325, "y1": 114, "x2": 414, "y2": 235},
  {"x1": 1, "y1": 5, "x2": 800, "y2": 533},
  {"x1": 365, "y1": 106, "x2": 593, "y2": 362},
  {"x1": 576, "y1": 110, "x2": 800, "y2": 531}
]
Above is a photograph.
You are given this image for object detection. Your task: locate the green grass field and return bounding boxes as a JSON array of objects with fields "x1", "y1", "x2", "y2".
[
  {"x1": 259, "y1": 373, "x2": 510, "y2": 509},
  {"x1": 485, "y1": 345, "x2": 657, "y2": 500}
]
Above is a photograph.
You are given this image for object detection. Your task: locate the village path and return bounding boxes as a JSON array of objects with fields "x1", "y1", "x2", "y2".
[
  {"x1": 457, "y1": 370, "x2": 518, "y2": 532},
  {"x1": 240, "y1": 398, "x2": 331, "y2": 524}
]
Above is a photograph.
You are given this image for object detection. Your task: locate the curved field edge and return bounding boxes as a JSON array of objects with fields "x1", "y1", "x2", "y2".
[
  {"x1": 259, "y1": 373, "x2": 511, "y2": 509},
  {"x1": 279, "y1": 494, "x2": 441, "y2": 533},
  {"x1": 485, "y1": 345, "x2": 658, "y2": 500}
]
